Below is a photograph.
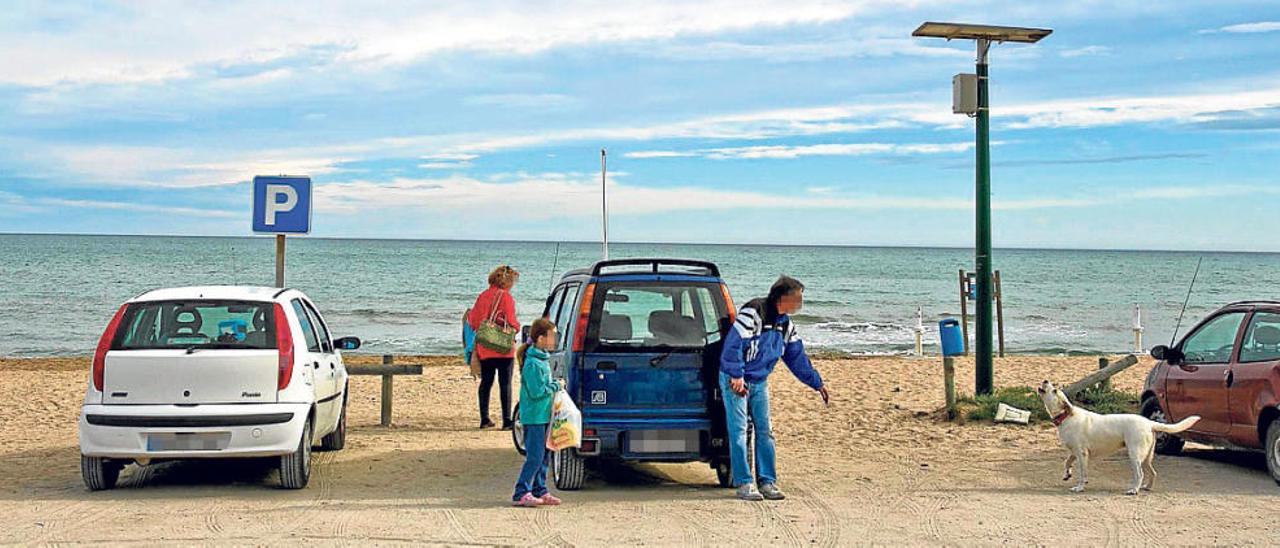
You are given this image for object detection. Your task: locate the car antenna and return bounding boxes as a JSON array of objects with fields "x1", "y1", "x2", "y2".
[
  {"x1": 547, "y1": 242, "x2": 561, "y2": 293},
  {"x1": 1169, "y1": 256, "x2": 1203, "y2": 346}
]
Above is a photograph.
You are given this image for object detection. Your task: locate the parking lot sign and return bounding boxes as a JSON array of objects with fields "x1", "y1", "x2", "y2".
[{"x1": 252, "y1": 176, "x2": 311, "y2": 234}]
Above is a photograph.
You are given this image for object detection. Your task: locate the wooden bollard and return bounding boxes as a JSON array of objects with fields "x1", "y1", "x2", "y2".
[
  {"x1": 943, "y1": 356, "x2": 956, "y2": 418},
  {"x1": 381, "y1": 354, "x2": 393, "y2": 427},
  {"x1": 1097, "y1": 357, "x2": 1110, "y2": 392}
]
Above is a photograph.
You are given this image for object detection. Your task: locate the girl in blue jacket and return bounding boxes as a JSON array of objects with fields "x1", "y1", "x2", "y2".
[{"x1": 512, "y1": 317, "x2": 563, "y2": 507}]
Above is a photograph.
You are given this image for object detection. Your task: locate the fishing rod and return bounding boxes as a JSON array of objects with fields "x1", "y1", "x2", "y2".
[
  {"x1": 1169, "y1": 256, "x2": 1203, "y2": 346},
  {"x1": 547, "y1": 242, "x2": 561, "y2": 293}
]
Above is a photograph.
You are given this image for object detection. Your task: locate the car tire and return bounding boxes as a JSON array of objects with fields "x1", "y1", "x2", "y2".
[
  {"x1": 714, "y1": 460, "x2": 732, "y2": 488},
  {"x1": 1142, "y1": 398, "x2": 1185, "y2": 456},
  {"x1": 280, "y1": 418, "x2": 312, "y2": 489},
  {"x1": 511, "y1": 402, "x2": 526, "y2": 456},
  {"x1": 321, "y1": 393, "x2": 347, "y2": 451},
  {"x1": 1266, "y1": 419, "x2": 1280, "y2": 486},
  {"x1": 553, "y1": 448, "x2": 586, "y2": 490},
  {"x1": 81, "y1": 455, "x2": 121, "y2": 491}
]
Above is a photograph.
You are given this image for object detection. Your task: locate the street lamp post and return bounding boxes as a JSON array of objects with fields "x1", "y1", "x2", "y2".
[{"x1": 912, "y1": 22, "x2": 1051, "y2": 395}]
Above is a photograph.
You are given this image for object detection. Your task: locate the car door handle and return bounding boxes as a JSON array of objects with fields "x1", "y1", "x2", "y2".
[
  {"x1": 596, "y1": 361, "x2": 617, "y2": 371},
  {"x1": 313, "y1": 361, "x2": 320, "y2": 369},
  {"x1": 329, "y1": 362, "x2": 335, "y2": 369},
  {"x1": 1225, "y1": 370, "x2": 1234, "y2": 387}
]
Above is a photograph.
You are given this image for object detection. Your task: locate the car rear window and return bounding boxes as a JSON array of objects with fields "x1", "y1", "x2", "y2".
[
  {"x1": 112, "y1": 300, "x2": 277, "y2": 350},
  {"x1": 589, "y1": 282, "x2": 728, "y2": 351}
]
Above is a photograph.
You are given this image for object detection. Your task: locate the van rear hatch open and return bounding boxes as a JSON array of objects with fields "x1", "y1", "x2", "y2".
[
  {"x1": 578, "y1": 281, "x2": 730, "y2": 421},
  {"x1": 101, "y1": 300, "x2": 280, "y2": 405}
]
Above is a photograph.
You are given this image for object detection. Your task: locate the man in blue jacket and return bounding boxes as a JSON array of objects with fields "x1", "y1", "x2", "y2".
[{"x1": 720, "y1": 275, "x2": 829, "y2": 501}]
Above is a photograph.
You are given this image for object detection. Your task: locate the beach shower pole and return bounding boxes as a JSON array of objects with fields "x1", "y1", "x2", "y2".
[
  {"x1": 1133, "y1": 304, "x2": 1144, "y2": 353},
  {"x1": 912, "y1": 22, "x2": 1051, "y2": 395},
  {"x1": 601, "y1": 148, "x2": 609, "y2": 261}
]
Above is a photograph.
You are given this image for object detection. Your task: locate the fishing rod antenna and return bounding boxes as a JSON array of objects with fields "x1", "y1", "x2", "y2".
[
  {"x1": 547, "y1": 242, "x2": 561, "y2": 293},
  {"x1": 1169, "y1": 256, "x2": 1203, "y2": 346}
]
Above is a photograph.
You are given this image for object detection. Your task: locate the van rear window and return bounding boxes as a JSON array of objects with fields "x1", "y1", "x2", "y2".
[
  {"x1": 589, "y1": 283, "x2": 728, "y2": 350},
  {"x1": 112, "y1": 300, "x2": 277, "y2": 350}
]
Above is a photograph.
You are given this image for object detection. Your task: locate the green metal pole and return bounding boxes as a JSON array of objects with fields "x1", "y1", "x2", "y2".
[{"x1": 975, "y1": 39, "x2": 994, "y2": 395}]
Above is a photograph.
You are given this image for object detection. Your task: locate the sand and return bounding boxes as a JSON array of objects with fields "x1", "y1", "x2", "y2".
[{"x1": 1, "y1": 354, "x2": 1277, "y2": 546}]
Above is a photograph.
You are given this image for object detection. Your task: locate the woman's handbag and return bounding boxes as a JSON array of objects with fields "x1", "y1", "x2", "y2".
[{"x1": 474, "y1": 290, "x2": 516, "y2": 354}]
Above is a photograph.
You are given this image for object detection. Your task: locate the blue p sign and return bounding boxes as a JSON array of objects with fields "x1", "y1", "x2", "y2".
[{"x1": 252, "y1": 176, "x2": 311, "y2": 234}]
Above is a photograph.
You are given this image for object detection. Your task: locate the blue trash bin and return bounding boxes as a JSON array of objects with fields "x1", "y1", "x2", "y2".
[{"x1": 939, "y1": 319, "x2": 964, "y2": 357}]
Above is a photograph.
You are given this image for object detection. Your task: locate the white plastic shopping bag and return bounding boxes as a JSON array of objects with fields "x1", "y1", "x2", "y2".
[{"x1": 545, "y1": 389, "x2": 582, "y2": 451}]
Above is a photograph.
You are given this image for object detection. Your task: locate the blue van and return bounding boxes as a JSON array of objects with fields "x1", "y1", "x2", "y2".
[{"x1": 512, "y1": 258, "x2": 738, "y2": 489}]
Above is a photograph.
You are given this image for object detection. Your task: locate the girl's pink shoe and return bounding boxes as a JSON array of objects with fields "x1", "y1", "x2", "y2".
[
  {"x1": 513, "y1": 493, "x2": 539, "y2": 507},
  {"x1": 537, "y1": 494, "x2": 562, "y2": 506}
]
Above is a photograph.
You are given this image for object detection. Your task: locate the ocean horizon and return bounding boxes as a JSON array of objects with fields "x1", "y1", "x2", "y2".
[{"x1": 3, "y1": 232, "x2": 1275, "y2": 358}]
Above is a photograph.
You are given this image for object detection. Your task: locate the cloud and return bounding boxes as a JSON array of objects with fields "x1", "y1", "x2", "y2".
[
  {"x1": 625, "y1": 141, "x2": 974, "y2": 160},
  {"x1": 0, "y1": 0, "x2": 892, "y2": 88},
  {"x1": 311, "y1": 172, "x2": 1280, "y2": 220},
  {"x1": 650, "y1": 37, "x2": 969, "y2": 62},
  {"x1": 463, "y1": 93, "x2": 578, "y2": 109},
  {"x1": 981, "y1": 152, "x2": 1208, "y2": 168},
  {"x1": 1199, "y1": 21, "x2": 1280, "y2": 34},
  {"x1": 34, "y1": 197, "x2": 237, "y2": 218},
  {"x1": 1059, "y1": 45, "x2": 1111, "y2": 58}
]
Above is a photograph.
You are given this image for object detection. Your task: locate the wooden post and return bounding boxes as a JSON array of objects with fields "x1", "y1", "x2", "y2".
[
  {"x1": 994, "y1": 270, "x2": 1005, "y2": 358},
  {"x1": 274, "y1": 234, "x2": 286, "y2": 288},
  {"x1": 380, "y1": 354, "x2": 393, "y2": 427},
  {"x1": 943, "y1": 356, "x2": 957, "y2": 418},
  {"x1": 1097, "y1": 357, "x2": 1110, "y2": 392},
  {"x1": 1064, "y1": 355, "x2": 1138, "y2": 398},
  {"x1": 958, "y1": 269, "x2": 970, "y2": 355}
]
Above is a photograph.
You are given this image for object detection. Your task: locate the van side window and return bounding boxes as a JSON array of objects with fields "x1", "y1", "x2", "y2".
[
  {"x1": 1180, "y1": 312, "x2": 1245, "y2": 364},
  {"x1": 302, "y1": 300, "x2": 333, "y2": 353},
  {"x1": 291, "y1": 299, "x2": 322, "y2": 353},
  {"x1": 1240, "y1": 312, "x2": 1280, "y2": 363},
  {"x1": 554, "y1": 284, "x2": 580, "y2": 349},
  {"x1": 545, "y1": 286, "x2": 567, "y2": 324}
]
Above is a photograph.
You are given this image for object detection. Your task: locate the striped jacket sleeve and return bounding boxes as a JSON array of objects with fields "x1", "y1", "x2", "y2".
[
  {"x1": 720, "y1": 306, "x2": 760, "y2": 378},
  {"x1": 781, "y1": 320, "x2": 823, "y2": 390}
]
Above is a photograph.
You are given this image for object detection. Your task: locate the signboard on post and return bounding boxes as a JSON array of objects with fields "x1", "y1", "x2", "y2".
[
  {"x1": 252, "y1": 176, "x2": 312, "y2": 288},
  {"x1": 252, "y1": 176, "x2": 312, "y2": 234}
]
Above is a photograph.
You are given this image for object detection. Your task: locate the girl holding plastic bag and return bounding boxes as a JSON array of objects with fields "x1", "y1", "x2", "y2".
[{"x1": 511, "y1": 318, "x2": 564, "y2": 507}]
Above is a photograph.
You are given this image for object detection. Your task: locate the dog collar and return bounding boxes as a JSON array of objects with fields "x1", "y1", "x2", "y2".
[{"x1": 1051, "y1": 407, "x2": 1073, "y2": 426}]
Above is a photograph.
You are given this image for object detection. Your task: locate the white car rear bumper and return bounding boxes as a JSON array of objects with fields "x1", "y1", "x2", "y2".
[{"x1": 78, "y1": 403, "x2": 311, "y2": 459}]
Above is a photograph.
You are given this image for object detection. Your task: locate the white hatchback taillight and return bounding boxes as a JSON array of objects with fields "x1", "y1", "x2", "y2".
[
  {"x1": 274, "y1": 303, "x2": 294, "y2": 390},
  {"x1": 92, "y1": 304, "x2": 128, "y2": 391}
]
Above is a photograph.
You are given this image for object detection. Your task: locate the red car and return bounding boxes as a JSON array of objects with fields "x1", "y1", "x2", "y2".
[{"x1": 1143, "y1": 301, "x2": 1280, "y2": 484}]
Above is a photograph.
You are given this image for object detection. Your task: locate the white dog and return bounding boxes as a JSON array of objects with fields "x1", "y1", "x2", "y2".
[{"x1": 1035, "y1": 380, "x2": 1199, "y2": 495}]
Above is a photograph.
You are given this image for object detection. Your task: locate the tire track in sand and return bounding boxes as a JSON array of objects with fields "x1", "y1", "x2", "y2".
[{"x1": 789, "y1": 483, "x2": 840, "y2": 548}]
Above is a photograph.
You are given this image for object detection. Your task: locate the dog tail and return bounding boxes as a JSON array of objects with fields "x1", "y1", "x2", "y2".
[{"x1": 1151, "y1": 415, "x2": 1200, "y2": 434}]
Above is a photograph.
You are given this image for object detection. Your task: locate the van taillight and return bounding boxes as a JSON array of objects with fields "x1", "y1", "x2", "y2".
[
  {"x1": 720, "y1": 283, "x2": 736, "y2": 323},
  {"x1": 572, "y1": 283, "x2": 596, "y2": 352},
  {"x1": 92, "y1": 304, "x2": 128, "y2": 391},
  {"x1": 274, "y1": 303, "x2": 294, "y2": 390}
]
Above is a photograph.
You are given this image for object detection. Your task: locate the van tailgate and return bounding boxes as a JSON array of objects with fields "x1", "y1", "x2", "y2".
[
  {"x1": 579, "y1": 352, "x2": 710, "y2": 419},
  {"x1": 103, "y1": 349, "x2": 279, "y2": 405}
]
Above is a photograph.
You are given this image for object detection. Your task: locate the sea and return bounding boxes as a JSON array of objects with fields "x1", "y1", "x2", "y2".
[{"x1": 1, "y1": 233, "x2": 1275, "y2": 357}]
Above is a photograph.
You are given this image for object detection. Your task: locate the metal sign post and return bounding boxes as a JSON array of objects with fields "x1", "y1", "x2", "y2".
[{"x1": 252, "y1": 175, "x2": 313, "y2": 288}]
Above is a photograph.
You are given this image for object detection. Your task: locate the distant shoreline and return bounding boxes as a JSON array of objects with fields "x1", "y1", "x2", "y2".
[{"x1": 1, "y1": 231, "x2": 1274, "y2": 255}]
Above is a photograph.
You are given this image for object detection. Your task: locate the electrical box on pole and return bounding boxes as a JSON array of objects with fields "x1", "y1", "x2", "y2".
[{"x1": 953, "y1": 73, "x2": 978, "y2": 115}]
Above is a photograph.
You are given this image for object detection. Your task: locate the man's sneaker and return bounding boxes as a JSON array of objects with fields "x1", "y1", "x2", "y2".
[
  {"x1": 759, "y1": 483, "x2": 786, "y2": 500},
  {"x1": 513, "y1": 493, "x2": 539, "y2": 507},
  {"x1": 736, "y1": 484, "x2": 765, "y2": 501},
  {"x1": 537, "y1": 494, "x2": 562, "y2": 506}
]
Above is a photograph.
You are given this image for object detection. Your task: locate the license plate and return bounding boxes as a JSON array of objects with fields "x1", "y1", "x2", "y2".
[
  {"x1": 146, "y1": 432, "x2": 229, "y2": 451},
  {"x1": 627, "y1": 430, "x2": 698, "y2": 453}
]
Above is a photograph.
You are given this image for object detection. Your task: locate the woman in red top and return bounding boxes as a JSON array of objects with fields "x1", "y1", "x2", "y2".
[{"x1": 467, "y1": 265, "x2": 521, "y2": 429}]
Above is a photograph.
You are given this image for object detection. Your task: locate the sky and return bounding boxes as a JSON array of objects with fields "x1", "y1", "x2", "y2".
[{"x1": 1, "y1": 1, "x2": 1279, "y2": 250}]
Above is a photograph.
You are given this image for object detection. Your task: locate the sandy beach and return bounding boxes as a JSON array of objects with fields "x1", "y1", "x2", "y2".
[{"x1": 2, "y1": 354, "x2": 1277, "y2": 546}]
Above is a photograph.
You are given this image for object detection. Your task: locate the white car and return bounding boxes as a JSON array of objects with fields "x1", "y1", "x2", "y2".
[{"x1": 77, "y1": 286, "x2": 357, "y2": 490}]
